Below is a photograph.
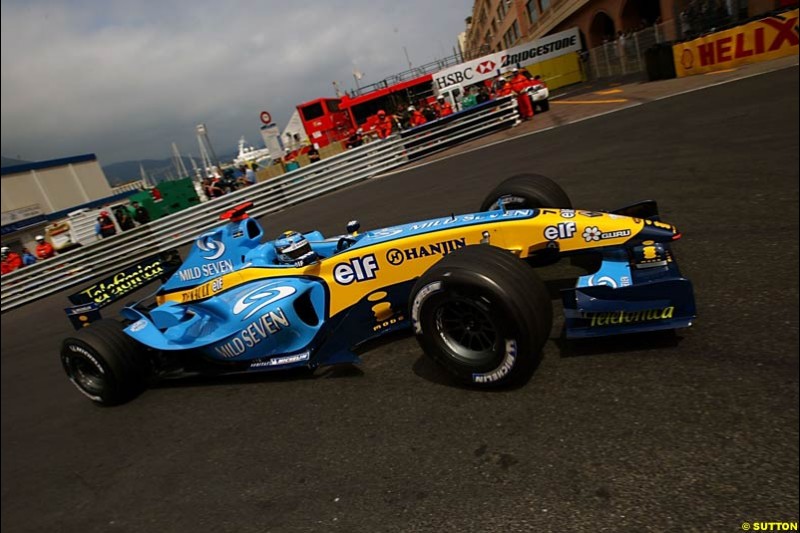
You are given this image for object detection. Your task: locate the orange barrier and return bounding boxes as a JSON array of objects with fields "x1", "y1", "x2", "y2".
[{"x1": 673, "y1": 9, "x2": 798, "y2": 77}]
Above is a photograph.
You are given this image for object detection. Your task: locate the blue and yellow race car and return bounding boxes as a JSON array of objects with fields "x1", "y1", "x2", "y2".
[{"x1": 61, "y1": 174, "x2": 696, "y2": 404}]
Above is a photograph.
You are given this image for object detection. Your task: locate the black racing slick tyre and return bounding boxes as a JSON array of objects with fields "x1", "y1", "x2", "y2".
[
  {"x1": 538, "y1": 99, "x2": 550, "y2": 112},
  {"x1": 410, "y1": 245, "x2": 552, "y2": 387},
  {"x1": 480, "y1": 173, "x2": 571, "y2": 212},
  {"x1": 61, "y1": 320, "x2": 148, "y2": 405}
]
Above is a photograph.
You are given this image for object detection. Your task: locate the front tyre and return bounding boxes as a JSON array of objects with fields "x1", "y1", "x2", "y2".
[
  {"x1": 480, "y1": 173, "x2": 571, "y2": 212},
  {"x1": 61, "y1": 320, "x2": 148, "y2": 405},
  {"x1": 410, "y1": 245, "x2": 552, "y2": 387}
]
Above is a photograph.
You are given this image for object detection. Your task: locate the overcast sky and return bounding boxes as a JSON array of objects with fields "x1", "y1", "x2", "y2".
[{"x1": 1, "y1": 0, "x2": 472, "y2": 165}]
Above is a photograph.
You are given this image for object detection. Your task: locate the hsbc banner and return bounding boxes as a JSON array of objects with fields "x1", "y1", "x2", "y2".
[{"x1": 434, "y1": 27, "x2": 581, "y2": 92}]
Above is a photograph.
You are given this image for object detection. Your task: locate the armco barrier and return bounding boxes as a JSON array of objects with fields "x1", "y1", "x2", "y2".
[{"x1": 0, "y1": 97, "x2": 518, "y2": 313}]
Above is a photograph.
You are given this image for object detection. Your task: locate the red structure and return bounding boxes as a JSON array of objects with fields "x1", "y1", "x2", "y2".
[{"x1": 296, "y1": 74, "x2": 434, "y2": 147}]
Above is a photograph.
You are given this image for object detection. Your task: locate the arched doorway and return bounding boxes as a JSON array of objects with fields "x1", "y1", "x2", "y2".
[
  {"x1": 619, "y1": 0, "x2": 662, "y2": 33},
  {"x1": 588, "y1": 11, "x2": 616, "y2": 47}
]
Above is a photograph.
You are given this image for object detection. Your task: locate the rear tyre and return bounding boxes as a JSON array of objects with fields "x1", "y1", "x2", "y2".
[
  {"x1": 539, "y1": 99, "x2": 550, "y2": 112},
  {"x1": 410, "y1": 245, "x2": 552, "y2": 387},
  {"x1": 61, "y1": 319, "x2": 148, "y2": 405},
  {"x1": 480, "y1": 173, "x2": 571, "y2": 212}
]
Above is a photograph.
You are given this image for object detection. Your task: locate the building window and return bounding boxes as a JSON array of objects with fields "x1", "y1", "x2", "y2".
[
  {"x1": 526, "y1": 0, "x2": 539, "y2": 24},
  {"x1": 540, "y1": 0, "x2": 550, "y2": 11},
  {"x1": 503, "y1": 20, "x2": 520, "y2": 48},
  {"x1": 497, "y1": 0, "x2": 508, "y2": 21}
]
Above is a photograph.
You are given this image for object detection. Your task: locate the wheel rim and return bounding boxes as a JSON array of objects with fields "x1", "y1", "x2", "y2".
[
  {"x1": 67, "y1": 353, "x2": 106, "y2": 395},
  {"x1": 434, "y1": 298, "x2": 500, "y2": 365},
  {"x1": 491, "y1": 194, "x2": 534, "y2": 211}
]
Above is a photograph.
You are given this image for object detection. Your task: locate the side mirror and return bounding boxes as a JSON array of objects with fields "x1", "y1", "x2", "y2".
[{"x1": 346, "y1": 220, "x2": 360, "y2": 234}]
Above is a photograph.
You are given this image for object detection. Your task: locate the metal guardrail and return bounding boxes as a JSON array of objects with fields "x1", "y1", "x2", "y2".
[{"x1": 0, "y1": 98, "x2": 518, "y2": 312}]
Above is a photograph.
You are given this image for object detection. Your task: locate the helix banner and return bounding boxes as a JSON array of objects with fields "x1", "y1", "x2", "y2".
[{"x1": 672, "y1": 9, "x2": 798, "y2": 77}]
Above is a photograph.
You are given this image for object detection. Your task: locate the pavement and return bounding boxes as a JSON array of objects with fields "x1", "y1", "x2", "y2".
[{"x1": 1, "y1": 64, "x2": 798, "y2": 533}]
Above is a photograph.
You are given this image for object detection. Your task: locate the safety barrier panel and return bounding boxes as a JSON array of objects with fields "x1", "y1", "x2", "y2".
[
  {"x1": 1, "y1": 97, "x2": 518, "y2": 312},
  {"x1": 672, "y1": 8, "x2": 798, "y2": 77}
]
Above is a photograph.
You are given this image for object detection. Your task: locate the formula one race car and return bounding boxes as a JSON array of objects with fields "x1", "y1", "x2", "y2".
[{"x1": 61, "y1": 174, "x2": 696, "y2": 404}]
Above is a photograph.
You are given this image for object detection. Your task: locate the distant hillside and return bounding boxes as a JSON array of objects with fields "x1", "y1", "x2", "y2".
[
  {"x1": 102, "y1": 152, "x2": 237, "y2": 187},
  {"x1": 1, "y1": 156, "x2": 32, "y2": 168},
  {"x1": 2, "y1": 153, "x2": 240, "y2": 187}
]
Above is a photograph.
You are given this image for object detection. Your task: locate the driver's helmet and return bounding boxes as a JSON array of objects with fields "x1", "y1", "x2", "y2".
[
  {"x1": 1, "y1": 246, "x2": 9, "y2": 257},
  {"x1": 274, "y1": 230, "x2": 316, "y2": 265},
  {"x1": 35, "y1": 235, "x2": 45, "y2": 242}
]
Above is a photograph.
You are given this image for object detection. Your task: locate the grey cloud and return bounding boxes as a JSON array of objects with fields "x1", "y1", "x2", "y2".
[{"x1": 1, "y1": 0, "x2": 471, "y2": 165}]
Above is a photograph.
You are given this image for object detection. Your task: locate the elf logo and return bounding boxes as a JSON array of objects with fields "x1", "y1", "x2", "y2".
[
  {"x1": 543, "y1": 222, "x2": 577, "y2": 241},
  {"x1": 334, "y1": 254, "x2": 379, "y2": 285}
]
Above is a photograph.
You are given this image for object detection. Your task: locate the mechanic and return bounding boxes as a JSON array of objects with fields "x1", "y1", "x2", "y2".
[
  {"x1": 375, "y1": 110, "x2": 395, "y2": 139},
  {"x1": 408, "y1": 105, "x2": 427, "y2": 127},
  {"x1": 495, "y1": 78, "x2": 513, "y2": 98},
  {"x1": 510, "y1": 67, "x2": 534, "y2": 120},
  {"x1": 34, "y1": 235, "x2": 55, "y2": 260},
  {"x1": 1, "y1": 246, "x2": 23, "y2": 274},
  {"x1": 274, "y1": 231, "x2": 319, "y2": 267},
  {"x1": 436, "y1": 96, "x2": 454, "y2": 117}
]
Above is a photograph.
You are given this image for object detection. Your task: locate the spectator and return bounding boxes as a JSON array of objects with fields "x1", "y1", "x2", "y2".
[
  {"x1": 115, "y1": 207, "x2": 136, "y2": 231},
  {"x1": 308, "y1": 143, "x2": 321, "y2": 163},
  {"x1": 21, "y1": 248, "x2": 37, "y2": 266},
  {"x1": 408, "y1": 106, "x2": 427, "y2": 127},
  {"x1": 208, "y1": 177, "x2": 226, "y2": 198},
  {"x1": 132, "y1": 201, "x2": 151, "y2": 224},
  {"x1": 1, "y1": 246, "x2": 23, "y2": 274},
  {"x1": 346, "y1": 128, "x2": 365, "y2": 149},
  {"x1": 422, "y1": 102, "x2": 438, "y2": 122},
  {"x1": 245, "y1": 165, "x2": 257, "y2": 185},
  {"x1": 476, "y1": 86, "x2": 491, "y2": 104},
  {"x1": 34, "y1": 235, "x2": 55, "y2": 260},
  {"x1": 461, "y1": 87, "x2": 479, "y2": 109},
  {"x1": 95, "y1": 211, "x2": 117, "y2": 239}
]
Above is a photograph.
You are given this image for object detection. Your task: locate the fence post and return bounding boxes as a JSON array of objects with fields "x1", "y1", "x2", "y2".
[
  {"x1": 604, "y1": 44, "x2": 612, "y2": 77},
  {"x1": 634, "y1": 32, "x2": 642, "y2": 72}
]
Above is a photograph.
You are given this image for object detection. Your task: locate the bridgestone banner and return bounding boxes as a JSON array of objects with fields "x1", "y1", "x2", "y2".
[
  {"x1": 672, "y1": 9, "x2": 799, "y2": 77},
  {"x1": 434, "y1": 27, "x2": 581, "y2": 92}
]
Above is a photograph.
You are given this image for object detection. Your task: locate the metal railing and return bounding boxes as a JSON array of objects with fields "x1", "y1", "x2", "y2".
[
  {"x1": 1, "y1": 97, "x2": 518, "y2": 313},
  {"x1": 585, "y1": 21, "x2": 679, "y2": 80}
]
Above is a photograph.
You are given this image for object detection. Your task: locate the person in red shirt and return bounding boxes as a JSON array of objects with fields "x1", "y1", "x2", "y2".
[
  {"x1": 408, "y1": 106, "x2": 427, "y2": 127},
  {"x1": 510, "y1": 68, "x2": 534, "y2": 120},
  {"x1": 1, "y1": 246, "x2": 23, "y2": 274},
  {"x1": 34, "y1": 235, "x2": 55, "y2": 260},
  {"x1": 375, "y1": 110, "x2": 395, "y2": 139}
]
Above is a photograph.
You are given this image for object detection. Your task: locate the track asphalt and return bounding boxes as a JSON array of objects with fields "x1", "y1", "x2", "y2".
[{"x1": 2, "y1": 66, "x2": 798, "y2": 533}]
